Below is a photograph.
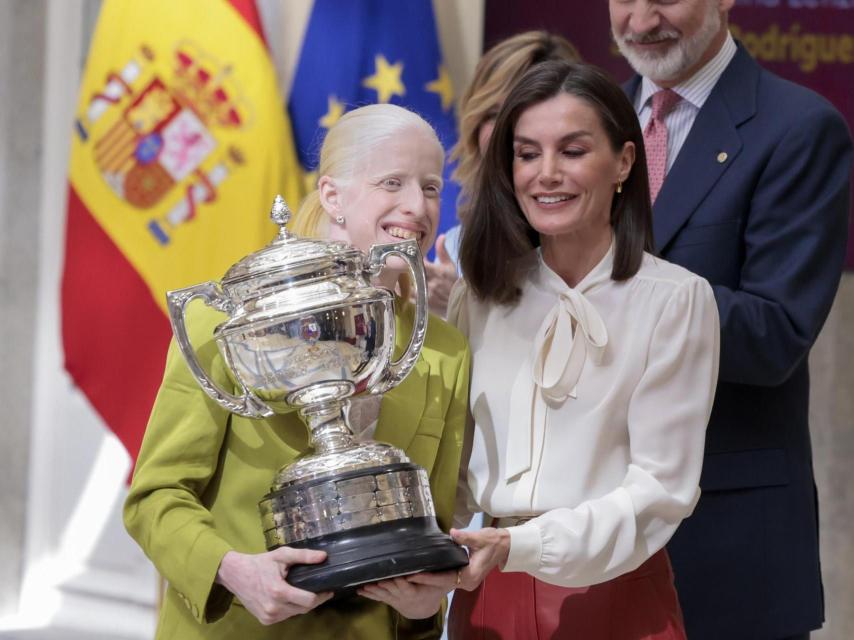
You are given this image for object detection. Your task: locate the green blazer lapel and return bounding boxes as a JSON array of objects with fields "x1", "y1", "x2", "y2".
[
  {"x1": 374, "y1": 357, "x2": 429, "y2": 451},
  {"x1": 373, "y1": 299, "x2": 428, "y2": 451}
]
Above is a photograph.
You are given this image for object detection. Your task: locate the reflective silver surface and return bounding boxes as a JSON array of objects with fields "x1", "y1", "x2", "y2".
[
  {"x1": 259, "y1": 467, "x2": 436, "y2": 546},
  {"x1": 166, "y1": 196, "x2": 427, "y2": 428},
  {"x1": 272, "y1": 441, "x2": 409, "y2": 486},
  {"x1": 218, "y1": 298, "x2": 391, "y2": 413}
]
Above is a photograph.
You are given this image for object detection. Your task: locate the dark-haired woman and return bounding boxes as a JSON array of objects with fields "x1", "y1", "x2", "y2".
[
  {"x1": 424, "y1": 30, "x2": 580, "y2": 317},
  {"x1": 443, "y1": 61, "x2": 720, "y2": 639}
]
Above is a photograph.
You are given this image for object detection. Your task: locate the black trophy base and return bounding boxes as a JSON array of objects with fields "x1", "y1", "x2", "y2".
[{"x1": 284, "y1": 517, "x2": 468, "y2": 594}]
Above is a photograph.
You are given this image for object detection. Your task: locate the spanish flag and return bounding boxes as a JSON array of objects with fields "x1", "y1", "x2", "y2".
[{"x1": 62, "y1": 0, "x2": 302, "y2": 463}]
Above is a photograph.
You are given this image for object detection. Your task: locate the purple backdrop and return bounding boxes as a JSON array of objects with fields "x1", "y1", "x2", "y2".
[{"x1": 484, "y1": 0, "x2": 854, "y2": 269}]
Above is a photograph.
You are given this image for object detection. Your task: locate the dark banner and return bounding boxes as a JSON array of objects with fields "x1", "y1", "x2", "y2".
[{"x1": 484, "y1": 0, "x2": 854, "y2": 268}]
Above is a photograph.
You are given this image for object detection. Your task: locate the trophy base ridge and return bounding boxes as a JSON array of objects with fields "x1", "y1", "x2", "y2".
[{"x1": 284, "y1": 517, "x2": 469, "y2": 594}]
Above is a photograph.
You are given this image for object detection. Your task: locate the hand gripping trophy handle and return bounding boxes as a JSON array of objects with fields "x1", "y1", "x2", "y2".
[
  {"x1": 365, "y1": 238, "x2": 428, "y2": 394},
  {"x1": 166, "y1": 282, "x2": 275, "y2": 419}
]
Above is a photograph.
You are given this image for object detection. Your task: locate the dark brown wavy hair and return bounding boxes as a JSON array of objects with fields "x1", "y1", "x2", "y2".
[{"x1": 459, "y1": 60, "x2": 654, "y2": 305}]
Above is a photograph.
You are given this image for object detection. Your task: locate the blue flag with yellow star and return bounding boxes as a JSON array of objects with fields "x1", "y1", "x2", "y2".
[{"x1": 288, "y1": 0, "x2": 460, "y2": 251}]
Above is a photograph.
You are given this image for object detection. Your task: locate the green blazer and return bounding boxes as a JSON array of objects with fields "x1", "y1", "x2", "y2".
[{"x1": 124, "y1": 299, "x2": 470, "y2": 639}]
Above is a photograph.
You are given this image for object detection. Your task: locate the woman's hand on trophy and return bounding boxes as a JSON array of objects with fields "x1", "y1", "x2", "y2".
[
  {"x1": 357, "y1": 570, "x2": 456, "y2": 619},
  {"x1": 449, "y1": 527, "x2": 511, "y2": 591},
  {"x1": 215, "y1": 548, "x2": 333, "y2": 625}
]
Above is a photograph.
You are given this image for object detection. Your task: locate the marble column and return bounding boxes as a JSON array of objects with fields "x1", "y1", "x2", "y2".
[{"x1": 0, "y1": 0, "x2": 46, "y2": 617}]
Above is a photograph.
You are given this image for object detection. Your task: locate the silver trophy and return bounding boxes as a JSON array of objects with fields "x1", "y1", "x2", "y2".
[{"x1": 166, "y1": 196, "x2": 467, "y2": 593}]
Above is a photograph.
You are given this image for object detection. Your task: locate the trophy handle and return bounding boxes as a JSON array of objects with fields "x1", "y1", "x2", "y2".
[
  {"x1": 366, "y1": 239, "x2": 428, "y2": 393},
  {"x1": 166, "y1": 282, "x2": 275, "y2": 418}
]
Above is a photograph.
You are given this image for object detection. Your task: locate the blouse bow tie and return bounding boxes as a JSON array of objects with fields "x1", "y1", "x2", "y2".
[{"x1": 506, "y1": 288, "x2": 608, "y2": 480}]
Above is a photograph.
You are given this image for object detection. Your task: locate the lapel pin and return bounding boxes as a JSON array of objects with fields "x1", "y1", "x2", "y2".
[{"x1": 717, "y1": 151, "x2": 728, "y2": 163}]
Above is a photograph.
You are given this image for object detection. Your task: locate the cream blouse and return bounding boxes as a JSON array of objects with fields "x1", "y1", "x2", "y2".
[{"x1": 448, "y1": 243, "x2": 720, "y2": 588}]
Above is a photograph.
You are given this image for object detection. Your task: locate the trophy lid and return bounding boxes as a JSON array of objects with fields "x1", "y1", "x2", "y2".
[{"x1": 221, "y1": 195, "x2": 363, "y2": 290}]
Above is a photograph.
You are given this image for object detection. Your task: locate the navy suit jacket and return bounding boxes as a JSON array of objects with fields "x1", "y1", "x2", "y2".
[{"x1": 625, "y1": 45, "x2": 852, "y2": 639}]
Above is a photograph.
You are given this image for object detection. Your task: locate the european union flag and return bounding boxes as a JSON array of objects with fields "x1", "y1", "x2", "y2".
[{"x1": 288, "y1": 0, "x2": 460, "y2": 253}]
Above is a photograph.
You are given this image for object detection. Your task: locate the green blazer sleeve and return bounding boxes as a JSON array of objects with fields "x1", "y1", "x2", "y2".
[
  {"x1": 124, "y1": 303, "x2": 238, "y2": 623},
  {"x1": 425, "y1": 324, "x2": 470, "y2": 532}
]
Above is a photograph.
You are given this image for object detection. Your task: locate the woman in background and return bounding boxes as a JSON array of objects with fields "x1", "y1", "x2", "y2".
[
  {"x1": 424, "y1": 31, "x2": 580, "y2": 317},
  {"x1": 124, "y1": 104, "x2": 469, "y2": 639}
]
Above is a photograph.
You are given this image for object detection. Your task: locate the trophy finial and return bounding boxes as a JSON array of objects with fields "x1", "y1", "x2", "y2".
[{"x1": 270, "y1": 195, "x2": 292, "y2": 239}]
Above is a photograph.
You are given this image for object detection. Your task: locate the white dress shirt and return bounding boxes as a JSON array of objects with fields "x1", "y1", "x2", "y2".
[
  {"x1": 635, "y1": 33, "x2": 737, "y2": 174},
  {"x1": 448, "y1": 243, "x2": 719, "y2": 587}
]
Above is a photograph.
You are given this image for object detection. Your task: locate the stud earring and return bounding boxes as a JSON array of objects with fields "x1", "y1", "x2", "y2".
[
  {"x1": 335, "y1": 215, "x2": 345, "y2": 226},
  {"x1": 616, "y1": 180, "x2": 623, "y2": 194}
]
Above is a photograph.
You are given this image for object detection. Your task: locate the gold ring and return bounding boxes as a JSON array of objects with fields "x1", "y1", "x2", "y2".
[{"x1": 455, "y1": 569, "x2": 462, "y2": 586}]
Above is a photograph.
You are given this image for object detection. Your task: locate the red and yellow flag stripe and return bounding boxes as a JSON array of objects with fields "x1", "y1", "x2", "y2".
[{"x1": 62, "y1": 0, "x2": 302, "y2": 463}]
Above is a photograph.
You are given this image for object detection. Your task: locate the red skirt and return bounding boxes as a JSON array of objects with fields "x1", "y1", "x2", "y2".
[{"x1": 447, "y1": 549, "x2": 686, "y2": 640}]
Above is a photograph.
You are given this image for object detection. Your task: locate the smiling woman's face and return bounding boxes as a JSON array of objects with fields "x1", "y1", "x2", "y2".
[
  {"x1": 512, "y1": 92, "x2": 633, "y2": 246},
  {"x1": 321, "y1": 126, "x2": 444, "y2": 279}
]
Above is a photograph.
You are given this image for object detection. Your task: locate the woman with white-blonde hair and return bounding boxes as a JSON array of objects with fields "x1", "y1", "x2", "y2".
[{"x1": 125, "y1": 103, "x2": 471, "y2": 639}]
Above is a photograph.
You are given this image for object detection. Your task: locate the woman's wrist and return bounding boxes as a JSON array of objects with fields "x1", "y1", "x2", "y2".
[
  {"x1": 215, "y1": 550, "x2": 240, "y2": 588},
  {"x1": 498, "y1": 528, "x2": 512, "y2": 569}
]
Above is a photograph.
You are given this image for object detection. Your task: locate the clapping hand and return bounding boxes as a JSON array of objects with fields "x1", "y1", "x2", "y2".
[{"x1": 422, "y1": 234, "x2": 459, "y2": 318}]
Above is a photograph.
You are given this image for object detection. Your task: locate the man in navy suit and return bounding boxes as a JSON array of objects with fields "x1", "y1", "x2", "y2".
[{"x1": 609, "y1": 1, "x2": 852, "y2": 638}]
